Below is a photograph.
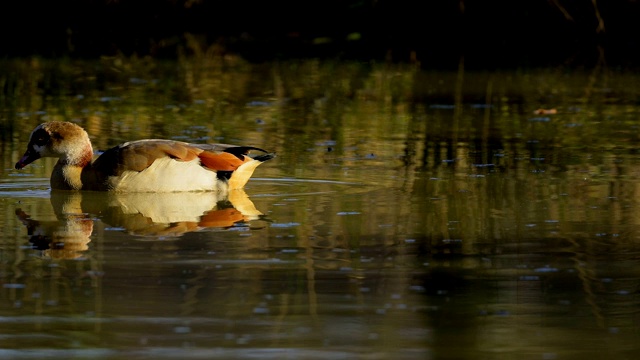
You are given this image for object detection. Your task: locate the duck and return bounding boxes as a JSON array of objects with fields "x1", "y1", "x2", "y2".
[{"x1": 15, "y1": 121, "x2": 275, "y2": 192}]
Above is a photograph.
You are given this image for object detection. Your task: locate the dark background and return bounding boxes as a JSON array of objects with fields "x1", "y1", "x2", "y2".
[{"x1": 1, "y1": 0, "x2": 638, "y2": 69}]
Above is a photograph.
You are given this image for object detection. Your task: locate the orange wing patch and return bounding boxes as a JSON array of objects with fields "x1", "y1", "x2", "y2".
[{"x1": 198, "y1": 151, "x2": 248, "y2": 172}]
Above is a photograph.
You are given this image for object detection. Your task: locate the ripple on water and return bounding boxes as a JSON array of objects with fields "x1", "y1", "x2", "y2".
[{"x1": 0, "y1": 178, "x2": 51, "y2": 198}]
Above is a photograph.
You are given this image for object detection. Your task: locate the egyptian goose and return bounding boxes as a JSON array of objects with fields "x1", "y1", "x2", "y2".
[{"x1": 15, "y1": 121, "x2": 275, "y2": 192}]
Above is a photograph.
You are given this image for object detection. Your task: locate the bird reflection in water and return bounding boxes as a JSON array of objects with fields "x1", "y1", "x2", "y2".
[
  {"x1": 15, "y1": 195, "x2": 93, "y2": 259},
  {"x1": 15, "y1": 189, "x2": 266, "y2": 258}
]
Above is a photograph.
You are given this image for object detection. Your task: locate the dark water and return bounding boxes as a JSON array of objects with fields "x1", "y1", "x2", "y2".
[{"x1": 1, "y1": 58, "x2": 639, "y2": 359}]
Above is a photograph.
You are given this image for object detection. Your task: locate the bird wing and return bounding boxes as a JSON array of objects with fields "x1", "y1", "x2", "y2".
[{"x1": 92, "y1": 140, "x2": 266, "y2": 176}]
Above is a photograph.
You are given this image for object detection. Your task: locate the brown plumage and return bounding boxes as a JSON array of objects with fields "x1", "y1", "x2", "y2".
[{"x1": 15, "y1": 121, "x2": 275, "y2": 192}]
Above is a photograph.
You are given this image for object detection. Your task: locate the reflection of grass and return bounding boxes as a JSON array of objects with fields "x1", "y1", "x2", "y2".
[
  {"x1": 3, "y1": 57, "x2": 640, "y2": 197},
  {"x1": 3, "y1": 57, "x2": 640, "y2": 198},
  {"x1": 2, "y1": 57, "x2": 640, "y2": 355}
]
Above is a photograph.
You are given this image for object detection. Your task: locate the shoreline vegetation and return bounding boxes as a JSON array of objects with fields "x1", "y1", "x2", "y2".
[
  {"x1": 1, "y1": 57, "x2": 636, "y2": 175},
  {"x1": 0, "y1": 1, "x2": 638, "y2": 69}
]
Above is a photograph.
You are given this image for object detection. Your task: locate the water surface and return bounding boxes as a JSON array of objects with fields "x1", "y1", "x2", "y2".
[{"x1": 1, "y1": 59, "x2": 639, "y2": 359}]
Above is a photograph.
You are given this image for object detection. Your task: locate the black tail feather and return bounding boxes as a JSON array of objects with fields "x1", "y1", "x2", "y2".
[
  {"x1": 252, "y1": 153, "x2": 276, "y2": 162},
  {"x1": 223, "y1": 146, "x2": 269, "y2": 160},
  {"x1": 217, "y1": 170, "x2": 233, "y2": 181}
]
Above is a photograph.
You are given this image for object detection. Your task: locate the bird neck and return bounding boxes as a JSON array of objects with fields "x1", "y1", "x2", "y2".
[
  {"x1": 60, "y1": 142, "x2": 94, "y2": 167},
  {"x1": 52, "y1": 143, "x2": 94, "y2": 190}
]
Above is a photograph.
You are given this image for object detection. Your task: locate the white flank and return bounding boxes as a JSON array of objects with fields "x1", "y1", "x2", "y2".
[{"x1": 108, "y1": 157, "x2": 222, "y2": 192}]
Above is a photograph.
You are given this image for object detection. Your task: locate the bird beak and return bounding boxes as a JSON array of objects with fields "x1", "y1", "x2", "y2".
[{"x1": 15, "y1": 148, "x2": 40, "y2": 169}]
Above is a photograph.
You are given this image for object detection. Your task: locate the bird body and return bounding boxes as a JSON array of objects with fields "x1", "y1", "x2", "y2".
[{"x1": 16, "y1": 121, "x2": 274, "y2": 192}]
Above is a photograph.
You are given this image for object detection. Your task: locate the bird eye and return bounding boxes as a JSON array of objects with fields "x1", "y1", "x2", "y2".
[{"x1": 31, "y1": 130, "x2": 50, "y2": 146}]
